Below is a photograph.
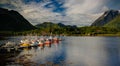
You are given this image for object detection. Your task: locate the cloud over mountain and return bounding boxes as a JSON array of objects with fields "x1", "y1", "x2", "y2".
[{"x1": 0, "y1": 0, "x2": 119, "y2": 26}]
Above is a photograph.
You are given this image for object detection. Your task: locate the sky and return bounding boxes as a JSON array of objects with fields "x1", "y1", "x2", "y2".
[{"x1": 0, "y1": 0, "x2": 120, "y2": 26}]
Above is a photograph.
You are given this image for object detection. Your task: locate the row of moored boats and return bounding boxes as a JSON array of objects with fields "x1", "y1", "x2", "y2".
[
  {"x1": 20, "y1": 36, "x2": 61, "y2": 48},
  {"x1": 0, "y1": 36, "x2": 63, "y2": 51}
]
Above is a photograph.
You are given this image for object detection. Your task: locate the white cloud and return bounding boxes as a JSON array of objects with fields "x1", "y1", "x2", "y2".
[
  {"x1": 64, "y1": 0, "x2": 105, "y2": 14},
  {"x1": 7, "y1": 0, "x2": 61, "y2": 25},
  {"x1": 61, "y1": 0, "x2": 108, "y2": 26},
  {"x1": 0, "y1": 0, "x2": 109, "y2": 26}
]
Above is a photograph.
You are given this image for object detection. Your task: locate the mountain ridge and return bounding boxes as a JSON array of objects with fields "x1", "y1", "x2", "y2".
[
  {"x1": 35, "y1": 22, "x2": 77, "y2": 28},
  {"x1": 104, "y1": 14, "x2": 120, "y2": 29},
  {"x1": 91, "y1": 10, "x2": 120, "y2": 26},
  {"x1": 0, "y1": 7, "x2": 35, "y2": 31}
]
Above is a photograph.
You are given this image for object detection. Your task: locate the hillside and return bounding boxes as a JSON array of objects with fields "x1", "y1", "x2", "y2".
[
  {"x1": 0, "y1": 8, "x2": 35, "y2": 31},
  {"x1": 36, "y1": 22, "x2": 76, "y2": 28},
  {"x1": 36, "y1": 22, "x2": 60, "y2": 28},
  {"x1": 104, "y1": 15, "x2": 120, "y2": 29},
  {"x1": 35, "y1": 22, "x2": 77, "y2": 35},
  {"x1": 91, "y1": 10, "x2": 119, "y2": 26}
]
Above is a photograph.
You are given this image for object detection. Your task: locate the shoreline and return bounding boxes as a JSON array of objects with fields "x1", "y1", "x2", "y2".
[
  {"x1": 1, "y1": 34, "x2": 120, "y2": 38},
  {"x1": 1, "y1": 34, "x2": 120, "y2": 37}
]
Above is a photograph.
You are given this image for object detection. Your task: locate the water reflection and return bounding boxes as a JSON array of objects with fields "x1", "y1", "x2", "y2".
[
  {"x1": 0, "y1": 48, "x2": 21, "y2": 66},
  {"x1": 0, "y1": 36, "x2": 120, "y2": 66},
  {"x1": 66, "y1": 37, "x2": 120, "y2": 66},
  {"x1": 16, "y1": 39, "x2": 66, "y2": 66},
  {"x1": 104, "y1": 37, "x2": 120, "y2": 66}
]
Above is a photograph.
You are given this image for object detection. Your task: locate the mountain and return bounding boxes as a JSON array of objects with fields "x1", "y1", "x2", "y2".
[
  {"x1": 0, "y1": 8, "x2": 35, "y2": 31},
  {"x1": 104, "y1": 14, "x2": 120, "y2": 29},
  {"x1": 35, "y1": 22, "x2": 78, "y2": 35},
  {"x1": 36, "y1": 22, "x2": 58, "y2": 28},
  {"x1": 35, "y1": 22, "x2": 77, "y2": 28},
  {"x1": 91, "y1": 10, "x2": 119, "y2": 26}
]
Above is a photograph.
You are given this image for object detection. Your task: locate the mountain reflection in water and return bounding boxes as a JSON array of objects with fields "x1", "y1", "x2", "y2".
[{"x1": 0, "y1": 36, "x2": 120, "y2": 66}]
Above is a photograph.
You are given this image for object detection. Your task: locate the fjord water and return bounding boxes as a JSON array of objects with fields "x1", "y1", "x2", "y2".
[{"x1": 1, "y1": 36, "x2": 120, "y2": 66}]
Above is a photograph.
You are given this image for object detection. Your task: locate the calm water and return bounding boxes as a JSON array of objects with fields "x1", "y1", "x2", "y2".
[{"x1": 0, "y1": 36, "x2": 120, "y2": 66}]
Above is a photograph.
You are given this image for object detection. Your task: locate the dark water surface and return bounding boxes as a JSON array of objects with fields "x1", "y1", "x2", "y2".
[{"x1": 0, "y1": 36, "x2": 120, "y2": 66}]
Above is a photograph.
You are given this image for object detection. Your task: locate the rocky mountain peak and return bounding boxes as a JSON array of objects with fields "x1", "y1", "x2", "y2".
[{"x1": 91, "y1": 10, "x2": 119, "y2": 26}]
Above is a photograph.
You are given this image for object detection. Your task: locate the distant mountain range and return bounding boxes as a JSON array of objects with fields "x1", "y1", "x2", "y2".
[
  {"x1": 0, "y1": 8, "x2": 35, "y2": 31},
  {"x1": 35, "y1": 22, "x2": 78, "y2": 35},
  {"x1": 91, "y1": 10, "x2": 120, "y2": 29},
  {"x1": 35, "y1": 22, "x2": 77, "y2": 28}
]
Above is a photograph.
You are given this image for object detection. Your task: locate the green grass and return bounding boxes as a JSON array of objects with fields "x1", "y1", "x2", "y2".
[{"x1": 104, "y1": 15, "x2": 120, "y2": 29}]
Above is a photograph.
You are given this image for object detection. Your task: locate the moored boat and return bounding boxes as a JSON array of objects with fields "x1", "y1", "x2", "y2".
[
  {"x1": 2, "y1": 41, "x2": 16, "y2": 48},
  {"x1": 44, "y1": 39, "x2": 51, "y2": 47},
  {"x1": 19, "y1": 43, "x2": 30, "y2": 48},
  {"x1": 38, "y1": 41, "x2": 44, "y2": 46}
]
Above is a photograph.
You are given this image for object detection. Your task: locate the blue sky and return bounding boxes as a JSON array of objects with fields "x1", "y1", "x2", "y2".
[{"x1": 0, "y1": 0, "x2": 120, "y2": 26}]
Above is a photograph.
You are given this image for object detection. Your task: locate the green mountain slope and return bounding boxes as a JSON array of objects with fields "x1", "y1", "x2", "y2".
[
  {"x1": 104, "y1": 15, "x2": 120, "y2": 29},
  {"x1": 35, "y1": 22, "x2": 77, "y2": 35},
  {"x1": 35, "y1": 22, "x2": 76, "y2": 29}
]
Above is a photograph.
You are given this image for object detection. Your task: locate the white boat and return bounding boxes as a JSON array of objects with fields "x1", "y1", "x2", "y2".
[{"x1": 3, "y1": 41, "x2": 16, "y2": 48}]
